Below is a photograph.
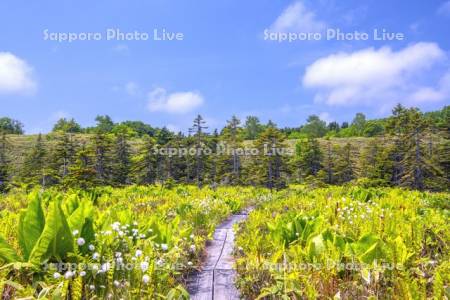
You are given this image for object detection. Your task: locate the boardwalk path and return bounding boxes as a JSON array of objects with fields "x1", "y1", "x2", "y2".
[{"x1": 187, "y1": 208, "x2": 251, "y2": 300}]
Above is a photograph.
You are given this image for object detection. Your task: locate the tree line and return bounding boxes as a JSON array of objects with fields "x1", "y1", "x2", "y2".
[{"x1": 0, "y1": 104, "x2": 448, "y2": 192}]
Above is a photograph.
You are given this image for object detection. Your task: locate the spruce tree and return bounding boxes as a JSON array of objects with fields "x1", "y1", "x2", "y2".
[
  {"x1": 189, "y1": 115, "x2": 208, "y2": 187},
  {"x1": 67, "y1": 142, "x2": 97, "y2": 188},
  {"x1": 52, "y1": 133, "x2": 77, "y2": 183},
  {"x1": 93, "y1": 132, "x2": 113, "y2": 185},
  {"x1": 251, "y1": 126, "x2": 287, "y2": 189},
  {"x1": 22, "y1": 134, "x2": 49, "y2": 187},
  {"x1": 112, "y1": 133, "x2": 131, "y2": 185},
  {"x1": 294, "y1": 137, "x2": 322, "y2": 181},
  {"x1": 219, "y1": 116, "x2": 243, "y2": 184},
  {"x1": 335, "y1": 143, "x2": 356, "y2": 184},
  {"x1": 134, "y1": 136, "x2": 157, "y2": 184}
]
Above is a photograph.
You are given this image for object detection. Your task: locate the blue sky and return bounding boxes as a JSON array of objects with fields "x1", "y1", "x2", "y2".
[{"x1": 0, "y1": 0, "x2": 449, "y2": 133}]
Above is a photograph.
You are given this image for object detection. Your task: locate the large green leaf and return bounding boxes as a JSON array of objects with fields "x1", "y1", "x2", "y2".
[
  {"x1": 18, "y1": 193, "x2": 45, "y2": 260},
  {"x1": 68, "y1": 199, "x2": 93, "y2": 233},
  {"x1": 358, "y1": 241, "x2": 386, "y2": 264},
  {"x1": 28, "y1": 197, "x2": 74, "y2": 265},
  {"x1": 0, "y1": 235, "x2": 20, "y2": 263}
]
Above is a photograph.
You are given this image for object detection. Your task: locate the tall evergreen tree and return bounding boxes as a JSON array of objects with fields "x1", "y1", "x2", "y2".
[
  {"x1": 112, "y1": 133, "x2": 131, "y2": 185},
  {"x1": 52, "y1": 133, "x2": 77, "y2": 183},
  {"x1": 219, "y1": 116, "x2": 243, "y2": 184},
  {"x1": 189, "y1": 115, "x2": 208, "y2": 187},
  {"x1": 93, "y1": 132, "x2": 113, "y2": 185},
  {"x1": 294, "y1": 138, "x2": 322, "y2": 181},
  {"x1": 67, "y1": 142, "x2": 97, "y2": 188},
  {"x1": 134, "y1": 136, "x2": 157, "y2": 184},
  {"x1": 22, "y1": 134, "x2": 49, "y2": 187},
  {"x1": 335, "y1": 143, "x2": 356, "y2": 184},
  {"x1": 387, "y1": 105, "x2": 444, "y2": 190},
  {"x1": 250, "y1": 126, "x2": 287, "y2": 189}
]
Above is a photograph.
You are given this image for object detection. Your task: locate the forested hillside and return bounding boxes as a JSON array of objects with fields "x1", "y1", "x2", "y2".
[{"x1": 0, "y1": 104, "x2": 448, "y2": 192}]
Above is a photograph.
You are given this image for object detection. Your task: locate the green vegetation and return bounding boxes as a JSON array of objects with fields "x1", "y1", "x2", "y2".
[
  {"x1": 0, "y1": 105, "x2": 448, "y2": 192},
  {"x1": 0, "y1": 185, "x2": 262, "y2": 298},
  {"x1": 235, "y1": 186, "x2": 449, "y2": 299}
]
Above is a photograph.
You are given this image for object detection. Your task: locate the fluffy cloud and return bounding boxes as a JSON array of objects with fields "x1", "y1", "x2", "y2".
[
  {"x1": 0, "y1": 52, "x2": 36, "y2": 94},
  {"x1": 269, "y1": 1, "x2": 326, "y2": 33},
  {"x1": 302, "y1": 43, "x2": 448, "y2": 108},
  {"x1": 147, "y1": 87, "x2": 204, "y2": 114}
]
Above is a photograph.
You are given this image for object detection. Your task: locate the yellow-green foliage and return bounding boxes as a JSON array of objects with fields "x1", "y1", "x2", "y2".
[
  {"x1": 0, "y1": 185, "x2": 265, "y2": 299},
  {"x1": 235, "y1": 186, "x2": 449, "y2": 299}
]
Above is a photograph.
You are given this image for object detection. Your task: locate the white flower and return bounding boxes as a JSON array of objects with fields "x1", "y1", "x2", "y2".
[
  {"x1": 80, "y1": 271, "x2": 86, "y2": 277},
  {"x1": 88, "y1": 244, "x2": 95, "y2": 251},
  {"x1": 116, "y1": 257, "x2": 123, "y2": 264},
  {"x1": 92, "y1": 264, "x2": 99, "y2": 272},
  {"x1": 72, "y1": 230, "x2": 79, "y2": 236},
  {"x1": 115, "y1": 252, "x2": 122, "y2": 258},
  {"x1": 139, "y1": 234, "x2": 146, "y2": 239},
  {"x1": 112, "y1": 222, "x2": 120, "y2": 231},
  {"x1": 118, "y1": 231, "x2": 124, "y2": 237},
  {"x1": 77, "y1": 238, "x2": 85, "y2": 246},
  {"x1": 113, "y1": 280, "x2": 120, "y2": 287},
  {"x1": 142, "y1": 274, "x2": 150, "y2": 284},
  {"x1": 189, "y1": 245, "x2": 196, "y2": 253},
  {"x1": 140, "y1": 261, "x2": 149, "y2": 271},
  {"x1": 156, "y1": 259, "x2": 165, "y2": 267},
  {"x1": 89, "y1": 285, "x2": 95, "y2": 291},
  {"x1": 135, "y1": 250, "x2": 143, "y2": 257},
  {"x1": 53, "y1": 272, "x2": 62, "y2": 279},
  {"x1": 189, "y1": 234, "x2": 195, "y2": 239},
  {"x1": 101, "y1": 262, "x2": 111, "y2": 272},
  {"x1": 64, "y1": 271, "x2": 74, "y2": 279},
  {"x1": 161, "y1": 244, "x2": 168, "y2": 251},
  {"x1": 187, "y1": 261, "x2": 193, "y2": 266},
  {"x1": 93, "y1": 252, "x2": 100, "y2": 260}
]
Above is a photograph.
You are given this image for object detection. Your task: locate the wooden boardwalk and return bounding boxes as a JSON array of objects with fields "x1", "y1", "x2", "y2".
[{"x1": 187, "y1": 209, "x2": 250, "y2": 300}]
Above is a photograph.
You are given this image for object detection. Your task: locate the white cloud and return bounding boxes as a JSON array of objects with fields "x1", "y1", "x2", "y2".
[
  {"x1": 269, "y1": 1, "x2": 326, "y2": 33},
  {"x1": 0, "y1": 52, "x2": 36, "y2": 94},
  {"x1": 147, "y1": 87, "x2": 204, "y2": 114},
  {"x1": 302, "y1": 43, "x2": 448, "y2": 108},
  {"x1": 437, "y1": 1, "x2": 450, "y2": 16}
]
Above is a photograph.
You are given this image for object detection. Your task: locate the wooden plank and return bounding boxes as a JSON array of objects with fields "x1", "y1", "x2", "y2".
[
  {"x1": 187, "y1": 208, "x2": 252, "y2": 300},
  {"x1": 213, "y1": 269, "x2": 240, "y2": 300}
]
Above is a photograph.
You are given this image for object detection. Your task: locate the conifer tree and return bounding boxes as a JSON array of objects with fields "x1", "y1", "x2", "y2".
[
  {"x1": 134, "y1": 136, "x2": 157, "y2": 184},
  {"x1": 322, "y1": 139, "x2": 335, "y2": 184},
  {"x1": 112, "y1": 133, "x2": 131, "y2": 185},
  {"x1": 189, "y1": 115, "x2": 208, "y2": 187},
  {"x1": 22, "y1": 134, "x2": 49, "y2": 187},
  {"x1": 251, "y1": 125, "x2": 287, "y2": 189},
  {"x1": 335, "y1": 143, "x2": 356, "y2": 183},
  {"x1": 52, "y1": 133, "x2": 77, "y2": 183},
  {"x1": 67, "y1": 142, "x2": 96, "y2": 188},
  {"x1": 294, "y1": 137, "x2": 322, "y2": 181},
  {"x1": 219, "y1": 116, "x2": 243, "y2": 184},
  {"x1": 93, "y1": 132, "x2": 113, "y2": 185}
]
